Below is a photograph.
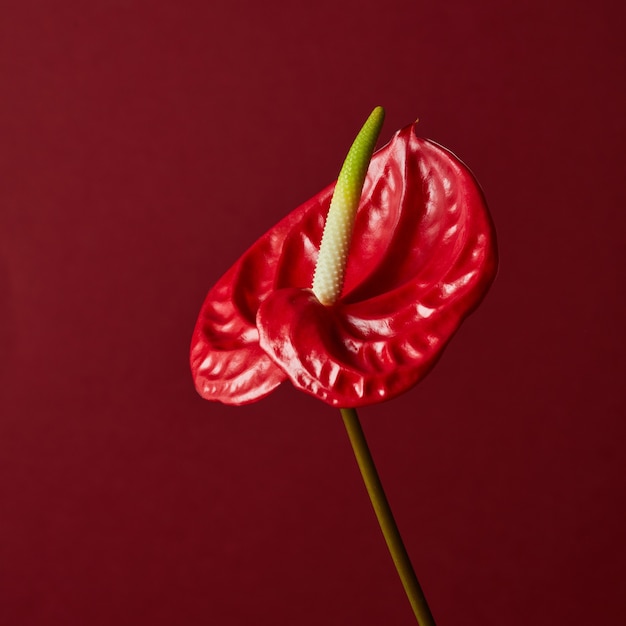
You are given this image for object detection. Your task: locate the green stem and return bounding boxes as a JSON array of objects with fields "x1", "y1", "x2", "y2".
[{"x1": 340, "y1": 407, "x2": 437, "y2": 626}]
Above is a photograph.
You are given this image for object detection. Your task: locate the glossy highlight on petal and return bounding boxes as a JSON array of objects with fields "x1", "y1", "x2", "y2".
[{"x1": 190, "y1": 121, "x2": 497, "y2": 407}]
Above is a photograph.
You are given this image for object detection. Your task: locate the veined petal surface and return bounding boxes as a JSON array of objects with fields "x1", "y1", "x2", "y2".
[{"x1": 191, "y1": 123, "x2": 497, "y2": 406}]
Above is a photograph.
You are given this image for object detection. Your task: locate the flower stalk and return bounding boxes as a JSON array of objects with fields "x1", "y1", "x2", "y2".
[{"x1": 341, "y1": 408, "x2": 437, "y2": 626}]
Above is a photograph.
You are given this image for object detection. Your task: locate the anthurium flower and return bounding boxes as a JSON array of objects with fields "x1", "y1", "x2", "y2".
[{"x1": 191, "y1": 110, "x2": 497, "y2": 408}]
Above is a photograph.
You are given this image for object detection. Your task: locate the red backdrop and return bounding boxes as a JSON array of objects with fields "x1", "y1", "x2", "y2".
[{"x1": 1, "y1": 1, "x2": 624, "y2": 624}]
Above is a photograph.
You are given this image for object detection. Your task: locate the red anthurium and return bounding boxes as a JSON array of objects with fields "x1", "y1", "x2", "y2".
[{"x1": 190, "y1": 119, "x2": 497, "y2": 407}]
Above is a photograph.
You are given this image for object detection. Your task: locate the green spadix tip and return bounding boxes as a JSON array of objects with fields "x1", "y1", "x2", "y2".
[{"x1": 312, "y1": 107, "x2": 385, "y2": 305}]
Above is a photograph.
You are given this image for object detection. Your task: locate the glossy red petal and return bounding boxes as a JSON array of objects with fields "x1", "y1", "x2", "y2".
[
  {"x1": 257, "y1": 129, "x2": 497, "y2": 406},
  {"x1": 191, "y1": 122, "x2": 497, "y2": 406}
]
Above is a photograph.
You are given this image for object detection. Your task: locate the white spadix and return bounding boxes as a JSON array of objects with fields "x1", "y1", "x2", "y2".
[{"x1": 311, "y1": 106, "x2": 385, "y2": 305}]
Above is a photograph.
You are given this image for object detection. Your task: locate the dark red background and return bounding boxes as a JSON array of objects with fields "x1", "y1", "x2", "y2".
[{"x1": 1, "y1": 1, "x2": 624, "y2": 624}]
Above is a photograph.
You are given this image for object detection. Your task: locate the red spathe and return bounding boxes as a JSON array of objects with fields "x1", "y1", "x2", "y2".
[{"x1": 191, "y1": 122, "x2": 498, "y2": 407}]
